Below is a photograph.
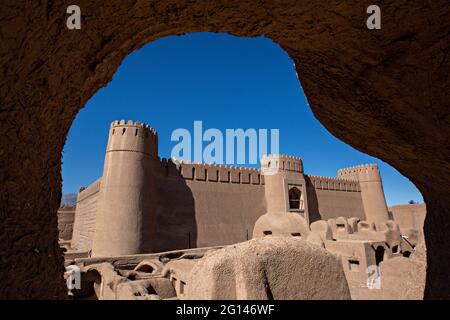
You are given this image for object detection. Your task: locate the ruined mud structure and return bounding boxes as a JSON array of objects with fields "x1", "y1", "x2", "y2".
[
  {"x1": 60, "y1": 120, "x2": 426, "y2": 300},
  {"x1": 0, "y1": 1, "x2": 448, "y2": 299}
]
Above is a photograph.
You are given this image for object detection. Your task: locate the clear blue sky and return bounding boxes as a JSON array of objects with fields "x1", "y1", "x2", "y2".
[{"x1": 62, "y1": 32, "x2": 423, "y2": 206}]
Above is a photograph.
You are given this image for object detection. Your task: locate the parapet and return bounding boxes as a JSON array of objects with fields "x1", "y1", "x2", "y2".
[
  {"x1": 111, "y1": 119, "x2": 157, "y2": 133},
  {"x1": 162, "y1": 159, "x2": 264, "y2": 185},
  {"x1": 260, "y1": 154, "x2": 303, "y2": 173},
  {"x1": 306, "y1": 175, "x2": 360, "y2": 192},
  {"x1": 106, "y1": 120, "x2": 158, "y2": 157},
  {"x1": 337, "y1": 164, "x2": 381, "y2": 182}
]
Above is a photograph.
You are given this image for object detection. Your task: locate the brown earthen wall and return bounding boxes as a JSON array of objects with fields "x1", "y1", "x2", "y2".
[
  {"x1": 390, "y1": 203, "x2": 426, "y2": 231},
  {"x1": 306, "y1": 177, "x2": 366, "y2": 222},
  {"x1": 307, "y1": 187, "x2": 366, "y2": 221},
  {"x1": 153, "y1": 162, "x2": 266, "y2": 251},
  {"x1": 72, "y1": 167, "x2": 266, "y2": 254},
  {"x1": 71, "y1": 179, "x2": 101, "y2": 252},
  {"x1": 184, "y1": 179, "x2": 266, "y2": 247}
]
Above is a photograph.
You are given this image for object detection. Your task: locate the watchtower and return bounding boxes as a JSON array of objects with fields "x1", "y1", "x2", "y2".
[
  {"x1": 261, "y1": 154, "x2": 309, "y2": 223},
  {"x1": 92, "y1": 120, "x2": 159, "y2": 257},
  {"x1": 338, "y1": 164, "x2": 389, "y2": 223}
]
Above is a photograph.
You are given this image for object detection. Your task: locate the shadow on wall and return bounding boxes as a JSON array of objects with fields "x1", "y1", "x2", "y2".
[
  {"x1": 305, "y1": 176, "x2": 321, "y2": 223},
  {"x1": 153, "y1": 161, "x2": 197, "y2": 252},
  {"x1": 304, "y1": 175, "x2": 367, "y2": 222}
]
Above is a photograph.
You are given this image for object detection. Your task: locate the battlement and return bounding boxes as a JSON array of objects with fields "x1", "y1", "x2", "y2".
[
  {"x1": 160, "y1": 158, "x2": 264, "y2": 185},
  {"x1": 110, "y1": 120, "x2": 157, "y2": 136},
  {"x1": 306, "y1": 175, "x2": 360, "y2": 192},
  {"x1": 106, "y1": 120, "x2": 158, "y2": 156},
  {"x1": 337, "y1": 164, "x2": 381, "y2": 182},
  {"x1": 260, "y1": 154, "x2": 303, "y2": 173},
  {"x1": 338, "y1": 163, "x2": 379, "y2": 175}
]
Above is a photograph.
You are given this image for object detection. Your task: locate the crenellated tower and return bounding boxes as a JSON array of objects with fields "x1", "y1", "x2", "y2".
[
  {"x1": 338, "y1": 164, "x2": 389, "y2": 223},
  {"x1": 92, "y1": 120, "x2": 159, "y2": 257},
  {"x1": 260, "y1": 154, "x2": 309, "y2": 222}
]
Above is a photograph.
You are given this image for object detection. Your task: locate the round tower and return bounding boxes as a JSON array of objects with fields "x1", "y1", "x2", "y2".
[
  {"x1": 92, "y1": 120, "x2": 159, "y2": 257},
  {"x1": 338, "y1": 164, "x2": 389, "y2": 223}
]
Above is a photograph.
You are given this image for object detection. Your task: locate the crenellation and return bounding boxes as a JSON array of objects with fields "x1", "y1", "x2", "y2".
[
  {"x1": 218, "y1": 166, "x2": 230, "y2": 183},
  {"x1": 175, "y1": 162, "x2": 263, "y2": 185},
  {"x1": 306, "y1": 175, "x2": 360, "y2": 192},
  {"x1": 261, "y1": 154, "x2": 303, "y2": 173},
  {"x1": 240, "y1": 168, "x2": 251, "y2": 184},
  {"x1": 195, "y1": 164, "x2": 208, "y2": 181},
  {"x1": 106, "y1": 120, "x2": 158, "y2": 160},
  {"x1": 337, "y1": 163, "x2": 380, "y2": 178},
  {"x1": 110, "y1": 119, "x2": 157, "y2": 135},
  {"x1": 230, "y1": 167, "x2": 241, "y2": 183}
]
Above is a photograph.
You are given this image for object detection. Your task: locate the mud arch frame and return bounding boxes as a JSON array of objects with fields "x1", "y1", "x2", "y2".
[{"x1": 0, "y1": 1, "x2": 449, "y2": 299}]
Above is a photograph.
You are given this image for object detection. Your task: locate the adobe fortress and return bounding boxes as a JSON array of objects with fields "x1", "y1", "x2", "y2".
[{"x1": 62, "y1": 120, "x2": 426, "y2": 300}]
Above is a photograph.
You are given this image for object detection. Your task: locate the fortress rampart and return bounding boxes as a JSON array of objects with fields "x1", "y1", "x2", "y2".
[
  {"x1": 338, "y1": 163, "x2": 380, "y2": 180},
  {"x1": 172, "y1": 161, "x2": 264, "y2": 185},
  {"x1": 71, "y1": 120, "x2": 393, "y2": 257},
  {"x1": 71, "y1": 179, "x2": 101, "y2": 252},
  {"x1": 307, "y1": 175, "x2": 360, "y2": 192},
  {"x1": 155, "y1": 158, "x2": 266, "y2": 251},
  {"x1": 305, "y1": 175, "x2": 365, "y2": 222}
]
